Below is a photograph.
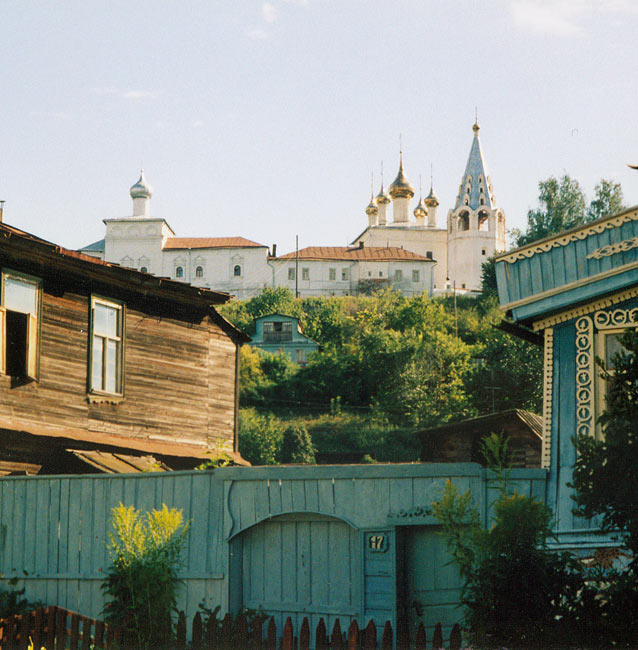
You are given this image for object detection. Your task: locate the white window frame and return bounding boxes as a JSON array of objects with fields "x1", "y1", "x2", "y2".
[
  {"x1": 0, "y1": 269, "x2": 41, "y2": 380},
  {"x1": 89, "y1": 296, "x2": 125, "y2": 397}
]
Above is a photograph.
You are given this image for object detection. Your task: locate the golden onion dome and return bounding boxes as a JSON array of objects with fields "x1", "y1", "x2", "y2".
[
  {"x1": 375, "y1": 183, "x2": 391, "y2": 205},
  {"x1": 413, "y1": 197, "x2": 427, "y2": 218},
  {"x1": 389, "y1": 156, "x2": 415, "y2": 199},
  {"x1": 130, "y1": 169, "x2": 152, "y2": 200},
  {"x1": 424, "y1": 184, "x2": 439, "y2": 207},
  {"x1": 365, "y1": 193, "x2": 379, "y2": 216}
]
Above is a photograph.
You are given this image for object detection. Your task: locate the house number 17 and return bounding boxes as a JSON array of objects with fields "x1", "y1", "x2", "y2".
[{"x1": 368, "y1": 534, "x2": 387, "y2": 552}]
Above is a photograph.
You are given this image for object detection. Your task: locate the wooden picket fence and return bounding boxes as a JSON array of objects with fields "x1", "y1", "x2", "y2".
[
  {"x1": 1, "y1": 607, "x2": 463, "y2": 650},
  {"x1": 178, "y1": 610, "x2": 464, "y2": 650},
  {"x1": 0, "y1": 606, "x2": 120, "y2": 650}
]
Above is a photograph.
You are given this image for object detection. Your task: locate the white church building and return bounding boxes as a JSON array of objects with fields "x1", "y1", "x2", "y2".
[
  {"x1": 80, "y1": 120, "x2": 504, "y2": 298},
  {"x1": 353, "y1": 120, "x2": 506, "y2": 293}
]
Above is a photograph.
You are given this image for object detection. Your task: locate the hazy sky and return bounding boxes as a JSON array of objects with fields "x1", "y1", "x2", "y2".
[{"x1": 1, "y1": 1, "x2": 637, "y2": 256}]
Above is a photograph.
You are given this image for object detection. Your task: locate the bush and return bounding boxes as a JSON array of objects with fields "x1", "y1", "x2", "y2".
[
  {"x1": 0, "y1": 577, "x2": 41, "y2": 618},
  {"x1": 102, "y1": 503, "x2": 189, "y2": 650},
  {"x1": 238, "y1": 408, "x2": 285, "y2": 465},
  {"x1": 280, "y1": 423, "x2": 316, "y2": 464},
  {"x1": 432, "y1": 434, "x2": 587, "y2": 648}
]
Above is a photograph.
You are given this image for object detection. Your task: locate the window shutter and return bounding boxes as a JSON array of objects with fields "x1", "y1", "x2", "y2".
[
  {"x1": 0, "y1": 307, "x2": 5, "y2": 375},
  {"x1": 88, "y1": 304, "x2": 95, "y2": 391},
  {"x1": 26, "y1": 313, "x2": 38, "y2": 379}
]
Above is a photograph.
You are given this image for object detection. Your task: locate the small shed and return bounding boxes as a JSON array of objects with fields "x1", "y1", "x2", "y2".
[
  {"x1": 416, "y1": 409, "x2": 543, "y2": 468},
  {"x1": 250, "y1": 313, "x2": 319, "y2": 366}
]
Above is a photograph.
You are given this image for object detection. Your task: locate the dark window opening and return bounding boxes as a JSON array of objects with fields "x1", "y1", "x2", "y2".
[
  {"x1": 175, "y1": 266, "x2": 184, "y2": 278},
  {"x1": 234, "y1": 265, "x2": 242, "y2": 277},
  {"x1": 196, "y1": 266, "x2": 204, "y2": 278},
  {"x1": 5, "y1": 310, "x2": 28, "y2": 377}
]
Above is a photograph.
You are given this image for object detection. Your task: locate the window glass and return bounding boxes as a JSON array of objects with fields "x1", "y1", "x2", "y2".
[
  {"x1": 175, "y1": 267, "x2": 183, "y2": 278},
  {"x1": 302, "y1": 268, "x2": 309, "y2": 281},
  {"x1": 196, "y1": 266, "x2": 204, "y2": 278},
  {"x1": 234, "y1": 265, "x2": 241, "y2": 277},
  {"x1": 329, "y1": 268, "x2": 336, "y2": 281},
  {"x1": 395, "y1": 270, "x2": 403, "y2": 281},
  {"x1": 4, "y1": 276, "x2": 37, "y2": 314},
  {"x1": 91, "y1": 298, "x2": 123, "y2": 394},
  {"x1": 412, "y1": 270, "x2": 420, "y2": 283},
  {"x1": 288, "y1": 268, "x2": 296, "y2": 280}
]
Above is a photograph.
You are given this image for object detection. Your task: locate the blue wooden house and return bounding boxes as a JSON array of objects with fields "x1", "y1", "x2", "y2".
[
  {"x1": 495, "y1": 204, "x2": 638, "y2": 554},
  {"x1": 250, "y1": 313, "x2": 319, "y2": 366}
]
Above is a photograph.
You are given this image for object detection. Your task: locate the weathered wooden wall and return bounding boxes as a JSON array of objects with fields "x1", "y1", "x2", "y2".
[
  {"x1": 0, "y1": 465, "x2": 546, "y2": 641},
  {"x1": 0, "y1": 287, "x2": 238, "y2": 451}
]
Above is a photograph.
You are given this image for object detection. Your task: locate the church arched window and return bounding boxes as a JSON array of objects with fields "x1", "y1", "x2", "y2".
[
  {"x1": 140, "y1": 266, "x2": 148, "y2": 273},
  {"x1": 234, "y1": 265, "x2": 242, "y2": 277},
  {"x1": 175, "y1": 266, "x2": 183, "y2": 278},
  {"x1": 458, "y1": 211, "x2": 470, "y2": 231},
  {"x1": 195, "y1": 266, "x2": 204, "y2": 278}
]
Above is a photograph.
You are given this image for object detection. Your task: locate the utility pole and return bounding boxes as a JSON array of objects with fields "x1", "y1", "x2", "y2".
[{"x1": 295, "y1": 235, "x2": 299, "y2": 299}]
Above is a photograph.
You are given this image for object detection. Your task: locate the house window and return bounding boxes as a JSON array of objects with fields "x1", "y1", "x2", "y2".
[
  {"x1": 412, "y1": 270, "x2": 420, "y2": 283},
  {"x1": 90, "y1": 297, "x2": 123, "y2": 395},
  {"x1": 341, "y1": 268, "x2": 349, "y2": 281},
  {"x1": 394, "y1": 269, "x2": 403, "y2": 281},
  {"x1": 295, "y1": 348, "x2": 307, "y2": 365},
  {"x1": 234, "y1": 265, "x2": 242, "y2": 277},
  {"x1": 175, "y1": 266, "x2": 184, "y2": 278},
  {"x1": 140, "y1": 266, "x2": 148, "y2": 273},
  {"x1": 288, "y1": 267, "x2": 296, "y2": 281},
  {"x1": 302, "y1": 268, "x2": 309, "y2": 281},
  {"x1": 379, "y1": 271, "x2": 383, "y2": 277},
  {"x1": 0, "y1": 271, "x2": 40, "y2": 379},
  {"x1": 263, "y1": 321, "x2": 293, "y2": 343},
  {"x1": 196, "y1": 266, "x2": 204, "y2": 278},
  {"x1": 329, "y1": 268, "x2": 336, "y2": 281}
]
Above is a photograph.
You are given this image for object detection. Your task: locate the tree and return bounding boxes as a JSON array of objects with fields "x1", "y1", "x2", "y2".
[
  {"x1": 280, "y1": 422, "x2": 316, "y2": 464},
  {"x1": 512, "y1": 175, "x2": 625, "y2": 248}
]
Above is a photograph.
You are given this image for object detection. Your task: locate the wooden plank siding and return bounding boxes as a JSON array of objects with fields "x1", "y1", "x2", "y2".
[
  {"x1": 0, "y1": 465, "x2": 545, "y2": 635},
  {"x1": 0, "y1": 286, "x2": 238, "y2": 453}
]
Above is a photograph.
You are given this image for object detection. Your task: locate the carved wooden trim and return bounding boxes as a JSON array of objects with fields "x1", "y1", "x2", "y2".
[
  {"x1": 541, "y1": 327, "x2": 554, "y2": 469},
  {"x1": 575, "y1": 316, "x2": 594, "y2": 438},
  {"x1": 587, "y1": 236, "x2": 638, "y2": 260}
]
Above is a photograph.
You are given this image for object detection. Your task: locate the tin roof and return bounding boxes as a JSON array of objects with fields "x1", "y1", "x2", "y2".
[
  {"x1": 164, "y1": 236, "x2": 267, "y2": 249},
  {"x1": 276, "y1": 246, "x2": 433, "y2": 262}
]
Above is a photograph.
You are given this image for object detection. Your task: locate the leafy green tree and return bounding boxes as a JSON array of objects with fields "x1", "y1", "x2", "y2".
[
  {"x1": 587, "y1": 178, "x2": 624, "y2": 221},
  {"x1": 103, "y1": 504, "x2": 189, "y2": 650},
  {"x1": 512, "y1": 175, "x2": 625, "y2": 247}
]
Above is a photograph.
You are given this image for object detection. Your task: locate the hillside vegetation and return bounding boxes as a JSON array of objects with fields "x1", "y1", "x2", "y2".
[{"x1": 220, "y1": 286, "x2": 541, "y2": 464}]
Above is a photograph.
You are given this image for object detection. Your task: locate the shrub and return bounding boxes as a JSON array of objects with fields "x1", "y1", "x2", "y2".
[
  {"x1": 238, "y1": 408, "x2": 285, "y2": 465},
  {"x1": 432, "y1": 434, "x2": 587, "y2": 648},
  {"x1": 280, "y1": 423, "x2": 316, "y2": 464},
  {"x1": 102, "y1": 503, "x2": 189, "y2": 650}
]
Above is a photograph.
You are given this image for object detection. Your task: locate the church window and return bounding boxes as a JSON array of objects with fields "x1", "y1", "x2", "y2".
[
  {"x1": 412, "y1": 270, "x2": 420, "y2": 283},
  {"x1": 462, "y1": 283, "x2": 466, "y2": 289},
  {"x1": 464, "y1": 198, "x2": 469, "y2": 206},
  {"x1": 140, "y1": 266, "x2": 148, "y2": 273},
  {"x1": 233, "y1": 265, "x2": 242, "y2": 277},
  {"x1": 480, "y1": 197, "x2": 485, "y2": 205},
  {"x1": 379, "y1": 271, "x2": 383, "y2": 277},
  {"x1": 302, "y1": 268, "x2": 309, "y2": 281},
  {"x1": 459, "y1": 212, "x2": 470, "y2": 231},
  {"x1": 196, "y1": 266, "x2": 204, "y2": 278},
  {"x1": 1, "y1": 271, "x2": 40, "y2": 379},
  {"x1": 175, "y1": 266, "x2": 184, "y2": 278},
  {"x1": 482, "y1": 248, "x2": 487, "y2": 256},
  {"x1": 426, "y1": 251, "x2": 433, "y2": 259},
  {"x1": 288, "y1": 267, "x2": 296, "y2": 281},
  {"x1": 329, "y1": 268, "x2": 336, "y2": 281}
]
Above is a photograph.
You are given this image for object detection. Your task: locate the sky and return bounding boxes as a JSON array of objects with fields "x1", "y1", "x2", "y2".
[{"x1": 1, "y1": 0, "x2": 637, "y2": 256}]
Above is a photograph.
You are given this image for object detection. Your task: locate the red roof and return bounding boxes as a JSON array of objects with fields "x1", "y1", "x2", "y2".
[
  {"x1": 164, "y1": 236, "x2": 267, "y2": 250},
  {"x1": 276, "y1": 246, "x2": 433, "y2": 262}
]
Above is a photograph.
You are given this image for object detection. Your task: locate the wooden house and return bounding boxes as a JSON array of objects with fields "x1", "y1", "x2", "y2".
[
  {"x1": 495, "y1": 204, "x2": 638, "y2": 553},
  {"x1": 417, "y1": 409, "x2": 542, "y2": 468},
  {"x1": 249, "y1": 313, "x2": 319, "y2": 366},
  {"x1": 0, "y1": 221, "x2": 249, "y2": 474}
]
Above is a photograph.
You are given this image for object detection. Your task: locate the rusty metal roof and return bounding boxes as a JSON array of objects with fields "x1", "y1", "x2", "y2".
[
  {"x1": 275, "y1": 246, "x2": 433, "y2": 262},
  {"x1": 164, "y1": 236, "x2": 267, "y2": 249}
]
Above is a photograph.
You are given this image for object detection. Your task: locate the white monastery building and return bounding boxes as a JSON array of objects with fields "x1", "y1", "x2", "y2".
[{"x1": 80, "y1": 121, "x2": 504, "y2": 298}]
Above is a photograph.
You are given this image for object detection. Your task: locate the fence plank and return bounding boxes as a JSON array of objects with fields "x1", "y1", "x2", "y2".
[
  {"x1": 266, "y1": 616, "x2": 277, "y2": 650},
  {"x1": 55, "y1": 608, "x2": 67, "y2": 650},
  {"x1": 19, "y1": 611, "x2": 31, "y2": 650},
  {"x1": 176, "y1": 610, "x2": 187, "y2": 650},
  {"x1": 415, "y1": 623, "x2": 426, "y2": 650},
  {"x1": 432, "y1": 622, "x2": 443, "y2": 650},
  {"x1": 81, "y1": 617, "x2": 93, "y2": 650},
  {"x1": 252, "y1": 615, "x2": 263, "y2": 650},
  {"x1": 331, "y1": 618, "x2": 344, "y2": 650},
  {"x1": 363, "y1": 619, "x2": 377, "y2": 650},
  {"x1": 32, "y1": 607, "x2": 43, "y2": 650},
  {"x1": 315, "y1": 618, "x2": 328, "y2": 650},
  {"x1": 347, "y1": 619, "x2": 359, "y2": 650},
  {"x1": 299, "y1": 617, "x2": 310, "y2": 650},
  {"x1": 236, "y1": 611, "x2": 249, "y2": 649},
  {"x1": 381, "y1": 621, "x2": 393, "y2": 650},
  {"x1": 45, "y1": 606, "x2": 57, "y2": 650},
  {"x1": 282, "y1": 617, "x2": 293, "y2": 650},
  {"x1": 220, "y1": 612, "x2": 233, "y2": 650},
  {"x1": 396, "y1": 611, "x2": 409, "y2": 650},
  {"x1": 450, "y1": 623, "x2": 462, "y2": 650},
  {"x1": 94, "y1": 619, "x2": 105, "y2": 649},
  {"x1": 69, "y1": 613, "x2": 80, "y2": 650}
]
